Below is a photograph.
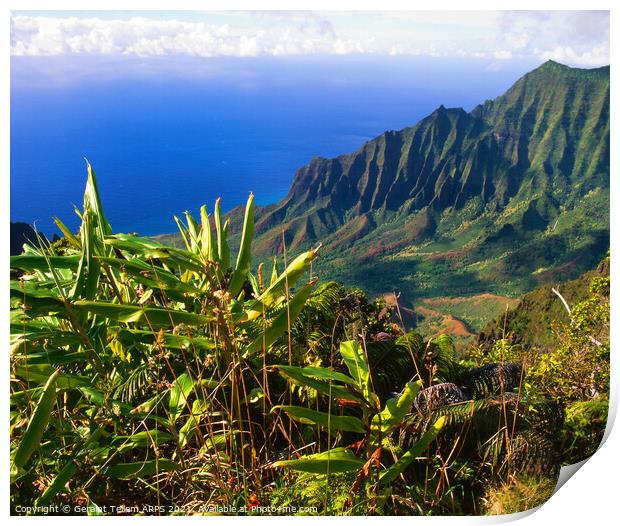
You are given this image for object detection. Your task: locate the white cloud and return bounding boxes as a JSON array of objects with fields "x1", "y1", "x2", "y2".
[
  {"x1": 493, "y1": 50, "x2": 512, "y2": 60},
  {"x1": 497, "y1": 11, "x2": 609, "y2": 67},
  {"x1": 10, "y1": 11, "x2": 609, "y2": 66},
  {"x1": 10, "y1": 14, "x2": 373, "y2": 58},
  {"x1": 539, "y1": 45, "x2": 610, "y2": 68}
]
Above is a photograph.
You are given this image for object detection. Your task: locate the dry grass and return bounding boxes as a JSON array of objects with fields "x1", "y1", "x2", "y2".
[{"x1": 483, "y1": 475, "x2": 557, "y2": 515}]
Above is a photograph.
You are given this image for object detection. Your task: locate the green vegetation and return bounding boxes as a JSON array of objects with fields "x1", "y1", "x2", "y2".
[
  {"x1": 240, "y1": 61, "x2": 608, "y2": 304},
  {"x1": 10, "y1": 165, "x2": 609, "y2": 516},
  {"x1": 479, "y1": 257, "x2": 609, "y2": 350},
  {"x1": 411, "y1": 293, "x2": 520, "y2": 350},
  {"x1": 471, "y1": 262, "x2": 610, "y2": 465}
]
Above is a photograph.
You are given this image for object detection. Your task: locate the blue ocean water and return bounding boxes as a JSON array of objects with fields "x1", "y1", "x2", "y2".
[{"x1": 10, "y1": 55, "x2": 537, "y2": 236}]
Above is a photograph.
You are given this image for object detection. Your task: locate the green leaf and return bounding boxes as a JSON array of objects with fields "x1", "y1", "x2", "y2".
[
  {"x1": 184, "y1": 210, "x2": 201, "y2": 252},
  {"x1": 270, "y1": 256, "x2": 279, "y2": 285},
  {"x1": 14, "y1": 349, "x2": 87, "y2": 366},
  {"x1": 244, "y1": 249, "x2": 317, "y2": 320},
  {"x1": 201, "y1": 430, "x2": 239, "y2": 452},
  {"x1": 10, "y1": 281, "x2": 66, "y2": 316},
  {"x1": 174, "y1": 215, "x2": 192, "y2": 252},
  {"x1": 277, "y1": 366, "x2": 363, "y2": 402},
  {"x1": 178, "y1": 399, "x2": 208, "y2": 448},
  {"x1": 339, "y1": 340, "x2": 371, "y2": 399},
  {"x1": 78, "y1": 387, "x2": 133, "y2": 416},
  {"x1": 274, "y1": 405, "x2": 366, "y2": 434},
  {"x1": 229, "y1": 193, "x2": 254, "y2": 297},
  {"x1": 104, "y1": 235, "x2": 204, "y2": 273},
  {"x1": 11, "y1": 328, "x2": 84, "y2": 357},
  {"x1": 87, "y1": 499, "x2": 104, "y2": 516},
  {"x1": 97, "y1": 257, "x2": 200, "y2": 294},
  {"x1": 371, "y1": 380, "x2": 421, "y2": 435},
  {"x1": 199, "y1": 206, "x2": 218, "y2": 264},
  {"x1": 101, "y1": 459, "x2": 180, "y2": 479},
  {"x1": 272, "y1": 447, "x2": 364, "y2": 474},
  {"x1": 15, "y1": 364, "x2": 91, "y2": 389},
  {"x1": 115, "y1": 430, "x2": 174, "y2": 452},
  {"x1": 432, "y1": 334, "x2": 455, "y2": 358},
  {"x1": 71, "y1": 208, "x2": 101, "y2": 301},
  {"x1": 84, "y1": 161, "x2": 112, "y2": 240},
  {"x1": 198, "y1": 205, "x2": 209, "y2": 255},
  {"x1": 111, "y1": 327, "x2": 215, "y2": 350},
  {"x1": 10, "y1": 254, "x2": 81, "y2": 272},
  {"x1": 35, "y1": 460, "x2": 78, "y2": 507},
  {"x1": 244, "y1": 281, "x2": 315, "y2": 356},
  {"x1": 73, "y1": 301, "x2": 212, "y2": 327},
  {"x1": 379, "y1": 416, "x2": 445, "y2": 485},
  {"x1": 214, "y1": 198, "x2": 230, "y2": 270},
  {"x1": 82, "y1": 161, "x2": 112, "y2": 251},
  {"x1": 130, "y1": 393, "x2": 166, "y2": 416},
  {"x1": 247, "y1": 271, "x2": 261, "y2": 297},
  {"x1": 12, "y1": 369, "x2": 59, "y2": 471},
  {"x1": 53, "y1": 217, "x2": 81, "y2": 249},
  {"x1": 169, "y1": 373, "x2": 195, "y2": 423},
  {"x1": 284, "y1": 366, "x2": 357, "y2": 387}
]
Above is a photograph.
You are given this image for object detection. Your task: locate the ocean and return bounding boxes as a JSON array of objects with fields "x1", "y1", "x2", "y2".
[{"x1": 10, "y1": 55, "x2": 537, "y2": 236}]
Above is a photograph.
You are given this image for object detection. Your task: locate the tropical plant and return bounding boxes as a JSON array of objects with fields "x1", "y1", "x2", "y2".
[
  {"x1": 271, "y1": 339, "x2": 445, "y2": 511},
  {"x1": 10, "y1": 163, "x2": 319, "y2": 512}
]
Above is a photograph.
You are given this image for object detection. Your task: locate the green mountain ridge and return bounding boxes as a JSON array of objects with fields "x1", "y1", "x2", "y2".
[{"x1": 244, "y1": 60, "x2": 609, "y2": 300}]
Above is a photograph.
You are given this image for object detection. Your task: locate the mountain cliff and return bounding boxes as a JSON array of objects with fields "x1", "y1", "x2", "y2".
[
  {"x1": 10, "y1": 222, "x2": 39, "y2": 256},
  {"x1": 249, "y1": 61, "x2": 609, "y2": 300}
]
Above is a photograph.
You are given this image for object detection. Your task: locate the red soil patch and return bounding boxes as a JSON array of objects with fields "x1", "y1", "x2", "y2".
[
  {"x1": 441, "y1": 316, "x2": 474, "y2": 337},
  {"x1": 409, "y1": 304, "x2": 475, "y2": 339}
]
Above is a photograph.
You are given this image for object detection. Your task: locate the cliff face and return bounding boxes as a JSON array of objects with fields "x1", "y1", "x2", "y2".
[
  {"x1": 10, "y1": 222, "x2": 39, "y2": 256},
  {"x1": 255, "y1": 106, "x2": 500, "y2": 243},
  {"x1": 248, "y1": 61, "x2": 609, "y2": 298}
]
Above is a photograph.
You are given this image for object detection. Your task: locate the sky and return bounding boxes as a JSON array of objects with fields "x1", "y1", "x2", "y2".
[
  {"x1": 10, "y1": 10, "x2": 610, "y2": 67},
  {"x1": 8, "y1": 9, "x2": 612, "y2": 235}
]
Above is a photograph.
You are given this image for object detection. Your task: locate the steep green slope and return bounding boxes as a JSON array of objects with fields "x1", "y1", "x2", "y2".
[
  {"x1": 248, "y1": 61, "x2": 609, "y2": 300},
  {"x1": 478, "y1": 257, "x2": 610, "y2": 351}
]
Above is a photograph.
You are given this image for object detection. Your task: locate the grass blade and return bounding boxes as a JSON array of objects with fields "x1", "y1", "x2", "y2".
[
  {"x1": 274, "y1": 405, "x2": 366, "y2": 434},
  {"x1": 272, "y1": 447, "x2": 364, "y2": 474},
  {"x1": 340, "y1": 340, "x2": 371, "y2": 400},
  {"x1": 35, "y1": 460, "x2": 78, "y2": 507},
  {"x1": 214, "y1": 198, "x2": 229, "y2": 270},
  {"x1": 229, "y1": 193, "x2": 254, "y2": 297},
  {"x1": 379, "y1": 416, "x2": 446, "y2": 485},
  {"x1": 371, "y1": 380, "x2": 422, "y2": 435},
  {"x1": 53, "y1": 217, "x2": 81, "y2": 249},
  {"x1": 73, "y1": 301, "x2": 213, "y2": 327},
  {"x1": 101, "y1": 459, "x2": 180, "y2": 479},
  {"x1": 244, "y1": 248, "x2": 318, "y2": 320},
  {"x1": 12, "y1": 369, "x2": 60, "y2": 471},
  {"x1": 244, "y1": 280, "x2": 315, "y2": 356}
]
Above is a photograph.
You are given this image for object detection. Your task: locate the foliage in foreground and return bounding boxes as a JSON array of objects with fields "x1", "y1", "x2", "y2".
[{"x1": 10, "y1": 165, "x2": 609, "y2": 516}]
